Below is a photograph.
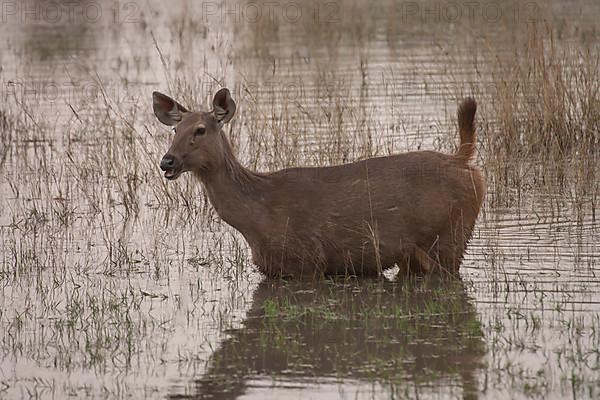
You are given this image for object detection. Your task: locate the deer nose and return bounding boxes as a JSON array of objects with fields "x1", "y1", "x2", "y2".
[{"x1": 160, "y1": 155, "x2": 176, "y2": 170}]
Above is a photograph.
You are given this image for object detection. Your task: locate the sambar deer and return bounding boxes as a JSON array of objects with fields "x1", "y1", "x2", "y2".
[{"x1": 153, "y1": 88, "x2": 484, "y2": 279}]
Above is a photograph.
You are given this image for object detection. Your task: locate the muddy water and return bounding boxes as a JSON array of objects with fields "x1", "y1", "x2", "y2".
[{"x1": 1, "y1": 0, "x2": 599, "y2": 399}]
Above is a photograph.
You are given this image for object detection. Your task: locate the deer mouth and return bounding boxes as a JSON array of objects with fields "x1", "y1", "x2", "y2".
[{"x1": 164, "y1": 168, "x2": 182, "y2": 180}]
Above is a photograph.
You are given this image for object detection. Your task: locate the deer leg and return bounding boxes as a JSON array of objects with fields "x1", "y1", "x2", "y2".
[{"x1": 413, "y1": 246, "x2": 454, "y2": 275}]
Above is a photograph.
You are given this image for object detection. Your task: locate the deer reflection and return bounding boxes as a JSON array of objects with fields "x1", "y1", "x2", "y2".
[{"x1": 171, "y1": 277, "x2": 485, "y2": 399}]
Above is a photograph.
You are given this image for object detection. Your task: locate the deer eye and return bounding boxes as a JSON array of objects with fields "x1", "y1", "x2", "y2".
[{"x1": 195, "y1": 127, "x2": 206, "y2": 136}]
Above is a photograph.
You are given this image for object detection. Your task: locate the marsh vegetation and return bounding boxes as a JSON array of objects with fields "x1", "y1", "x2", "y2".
[{"x1": 0, "y1": 0, "x2": 599, "y2": 399}]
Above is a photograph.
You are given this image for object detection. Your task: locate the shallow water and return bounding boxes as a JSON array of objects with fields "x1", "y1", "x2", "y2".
[{"x1": 1, "y1": 0, "x2": 599, "y2": 399}]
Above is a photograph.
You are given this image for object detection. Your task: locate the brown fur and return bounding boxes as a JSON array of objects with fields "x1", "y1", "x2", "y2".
[{"x1": 154, "y1": 90, "x2": 485, "y2": 279}]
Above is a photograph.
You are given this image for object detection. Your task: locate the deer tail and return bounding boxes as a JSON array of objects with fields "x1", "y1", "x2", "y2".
[{"x1": 456, "y1": 97, "x2": 477, "y2": 162}]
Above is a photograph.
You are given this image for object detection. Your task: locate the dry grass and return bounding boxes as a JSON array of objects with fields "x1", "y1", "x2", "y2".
[{"x1": 482, "y1": 25, "x2": 600, "y2": 206}]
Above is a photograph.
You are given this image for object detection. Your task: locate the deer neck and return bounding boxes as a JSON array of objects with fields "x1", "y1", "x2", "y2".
[{"x1": 195, "y1": 138, "x2": 266, "y2": 234}]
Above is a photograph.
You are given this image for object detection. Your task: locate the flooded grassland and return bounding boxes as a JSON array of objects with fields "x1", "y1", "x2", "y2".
[{"x1": 1, "y1": 0, "x2": 599, "y2": 399}]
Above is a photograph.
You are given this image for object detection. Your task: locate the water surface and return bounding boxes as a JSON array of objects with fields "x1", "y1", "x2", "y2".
[{"x1": 1, "y1": 1, "x2": 599, "y2": 399}]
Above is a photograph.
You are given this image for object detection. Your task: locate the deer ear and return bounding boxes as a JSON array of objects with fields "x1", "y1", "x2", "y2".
[
  {"x1": 212, "y1": 88, "x2": 236, "y2": 126},
  {"x1": 152, "y1": 91, "x2": 189, "y2": 126}
]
